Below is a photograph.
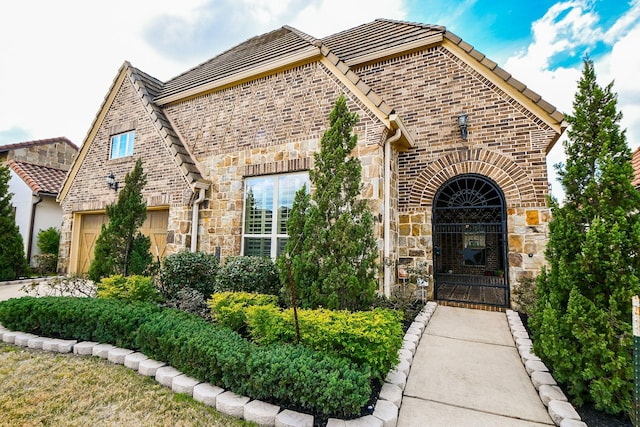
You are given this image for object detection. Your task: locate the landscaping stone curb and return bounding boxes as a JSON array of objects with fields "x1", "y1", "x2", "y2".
[
  {"x1": 505, "y1": 310, "x2": 587, "y2": 427},
  {"x1": 0, "y1": 301, "x2": 438, "y2": 427}
]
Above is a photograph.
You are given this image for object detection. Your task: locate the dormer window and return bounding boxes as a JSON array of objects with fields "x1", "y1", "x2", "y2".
[{"x1": 110, "y1": 131, "x2": 135, "y2": 159}]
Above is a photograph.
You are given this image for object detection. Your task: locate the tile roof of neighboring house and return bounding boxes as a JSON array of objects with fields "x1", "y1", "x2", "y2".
[
  {"x1": 155, "y1": 19, "x2": 564, "y2": 127},
  {"x1": 632, "y1": 147, "x2": 640, "y2": 188},
  {"x1": 8, "y1": 160, "x2": 68, "y2": 195},
  {"x1": 0, "y1": 136, "x2": 78, "y2": 152}
]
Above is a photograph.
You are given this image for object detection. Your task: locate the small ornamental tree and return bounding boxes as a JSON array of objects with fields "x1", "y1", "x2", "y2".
[
  {"x1": 88, "y1": 158, "x2": 152, "y2": 281},
  {"x1": 0, "y1": 164, "x2": 28, "y2": 280},
  {"x1": 530, "y1": 58, "x2": 640, "y2": 415},
  {"x1": 281, "y1": 95, "x2": 378, "y2": 311}
]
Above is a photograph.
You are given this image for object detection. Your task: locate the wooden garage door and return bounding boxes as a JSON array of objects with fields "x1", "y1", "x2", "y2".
[
  {"x1": 77, "y1": 213, "x2": 108, "y2": 274},
  {"x1": 141, "y1": 210, "x2": 169, "y2": 262},
  {"x1": 76, "y1": 210, "x2": 169, "y2": 274}
]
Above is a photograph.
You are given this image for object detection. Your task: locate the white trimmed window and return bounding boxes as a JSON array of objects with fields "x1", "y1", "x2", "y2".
[
  {"x1": 242, "y1": 172, "x2": 309, "y2": 257},
  {"x1": 110, "y1": 131, "x2": 135, "y2": 159}
]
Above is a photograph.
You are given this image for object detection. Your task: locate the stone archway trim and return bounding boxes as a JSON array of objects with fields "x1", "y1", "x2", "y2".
[{"x1": 409, "y1": 149, "x2": 538, "y2": 207}]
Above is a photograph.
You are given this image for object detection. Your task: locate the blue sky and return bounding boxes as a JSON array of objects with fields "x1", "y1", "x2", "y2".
[{"x1": 1, "y1": 0, "x2": 639, "y2": 198}]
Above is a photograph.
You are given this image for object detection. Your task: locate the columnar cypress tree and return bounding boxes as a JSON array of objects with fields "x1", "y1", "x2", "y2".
[
  {"x1": 0, "y1": 164, "x2": 28, "y2": 280},
  {"x1": 531, "y1": 58, "x2": 640, "y2": 415},
  {"x1": 282, "y1": 95, "x2": 378, "y2": 311},
  {"x1": 88, "y1": 158, "x2": 152, "y2": 281}
]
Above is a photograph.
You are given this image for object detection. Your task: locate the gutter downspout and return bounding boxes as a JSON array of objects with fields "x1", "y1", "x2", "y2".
[
  {"x1": 27, "y1": 194, "x2": 44, "y2": 265},
  {"x1": 384, "y1": 128, "x2": 402, "y2": 297},
  {"x1": 191, "y1": 187, "x2": 206, "y2": 252}
]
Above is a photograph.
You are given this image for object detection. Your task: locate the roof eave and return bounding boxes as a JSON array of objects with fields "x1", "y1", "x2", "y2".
[
  {"x1": 155, "y1": 46, "x2": 321, "y2": 106},
  {"x1": 344, "y1": 33, "x2": 444, "y2": 67}
]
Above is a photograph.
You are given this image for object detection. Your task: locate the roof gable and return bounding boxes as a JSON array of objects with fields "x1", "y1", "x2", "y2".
[
  {"x1": 59, "y1": 62, "x2": 207, "y2": 202},
  {"x1": 8, "y1": 160, "x2": 67, "y2": 195}
]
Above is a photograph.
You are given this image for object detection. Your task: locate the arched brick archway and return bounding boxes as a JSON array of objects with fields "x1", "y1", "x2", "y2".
[{"x1": 409, "y1": 149, "x2": 539, "y2": 208}]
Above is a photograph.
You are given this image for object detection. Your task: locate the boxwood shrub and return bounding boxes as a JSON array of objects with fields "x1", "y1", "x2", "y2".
[
  {"x1": 0, "y1": 296, "x2": 370, "y2": 417},
  {"x1": 0, "y1": 296, "x2": 160, "y2": 348},
  {"x1": 245, "y1": 304, "x2": 404, "y2": 380}
]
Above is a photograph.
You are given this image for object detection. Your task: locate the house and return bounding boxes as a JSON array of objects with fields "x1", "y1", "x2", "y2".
[
  {"x1": 57, "y1": 19, "x2": 565, "y2": 309},
  {"x1": 0, "y1": 137, "x2": 78, "y2": 266}
]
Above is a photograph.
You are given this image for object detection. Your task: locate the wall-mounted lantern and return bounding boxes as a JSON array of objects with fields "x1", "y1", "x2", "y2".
[
  {"x1": 457, "y1": 112, "x2": 469, "y2": 140},
  {"x1": 106, "y1": 172, "x2": 119, "y2": 192}
]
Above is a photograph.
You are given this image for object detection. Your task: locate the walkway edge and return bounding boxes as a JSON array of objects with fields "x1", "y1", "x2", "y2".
[{"x1": 505, "y1": 310, "x2": 585, "y2": 427}]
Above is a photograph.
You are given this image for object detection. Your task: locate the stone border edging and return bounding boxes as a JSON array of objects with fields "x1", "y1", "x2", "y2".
[
  {"x1": 505, "y1": 310, "x2": 586, "y2": 427},
  {"x1": 0, "y1": 301, "x2": 437, "y2": 427}
]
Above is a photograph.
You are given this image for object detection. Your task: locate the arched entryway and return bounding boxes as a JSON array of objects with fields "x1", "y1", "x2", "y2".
[{"x1": 432, "y1": 174, "x2": 509, "y2": 307}]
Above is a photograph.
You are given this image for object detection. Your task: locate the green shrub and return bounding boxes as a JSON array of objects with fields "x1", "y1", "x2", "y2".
[
  {"x1": 208, "y1": 291, "x2": 278, "y2": 331},
  {"x1": 245, "y1": 344, "x2": 370, "y2": 417},
  {"x1": 0, "y1": 296, "x2": 160, "y2": 348},
  {"x1": 159, "y1": 251, "x2": 219, "y2": 298},
  {"x1": 215, "y1": 256, "x2": 280, "y2": 295},
  {"x1": 246, "y1": 305, "x2": 403, "y2": 380},
  {"x1": 97, "y1": 275, "x2": 160, "y2": 303},
  {"x1": 0, "y1": 296, "x2": 370, "y2": 417},
  {"x1": 33, "y1": 253, "x2": 58, "y2": 275},
  {"x1": 36, "y1": 227, "x2": 61, "y2": 255}
]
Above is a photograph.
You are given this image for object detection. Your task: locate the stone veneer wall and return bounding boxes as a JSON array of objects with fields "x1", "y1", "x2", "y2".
[
  {"x1": 164, "y1": 61, "x2": 391, "y2": 290},
  {"x1": 353, "y1": 45, "x2": 558, "y2": 303},
  {"x1": 5, "y1": 141, "x2": 77, "y2": 171}
]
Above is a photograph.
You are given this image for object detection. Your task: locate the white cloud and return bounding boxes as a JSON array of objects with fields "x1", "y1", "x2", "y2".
[{"x1": 499, "y1": 1, "x2": 640, "y2": 201}]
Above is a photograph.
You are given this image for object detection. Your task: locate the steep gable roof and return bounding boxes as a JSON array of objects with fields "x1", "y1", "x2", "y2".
[
  {"x1": 0, "y1": 137, "x2": 78, "y2": 153},
  {"x1": 59, "y1": 62, "x2": 207, "y2": 202},
  {"x1": 322, "y1": 19, "x2": 565, "y2": 132},
  {"x1": 8, "y1": 160, "x2": 67, "y2": 195}
]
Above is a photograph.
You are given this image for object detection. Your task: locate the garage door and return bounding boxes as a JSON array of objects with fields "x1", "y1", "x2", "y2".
[{"x1": 75, "y1": 209, "x2": 169, "y2": 274}]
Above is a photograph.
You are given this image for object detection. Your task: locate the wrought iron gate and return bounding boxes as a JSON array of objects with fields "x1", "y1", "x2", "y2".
[{"x1": 433, "y1": 174, "x2": 509, "y2": 307}]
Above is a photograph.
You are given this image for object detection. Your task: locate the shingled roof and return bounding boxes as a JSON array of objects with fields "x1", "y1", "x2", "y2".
[
  {"x1": 8, "y1": 160, "x2": 68, "y2": 195},
  {"x1": 157, "y1": 27, "x2": 321, "y2": 102},
  {"x1": 154, "y1": 19, "x2": 564, "y2": 130}
]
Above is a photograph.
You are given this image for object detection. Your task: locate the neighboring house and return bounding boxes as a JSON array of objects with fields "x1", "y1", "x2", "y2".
[
  {"x1": 58, "y1": 19, "x2": 565, "y2": 309},
  {"x1": 0, "y1": 137, "x2": 78, "y2": 266}
]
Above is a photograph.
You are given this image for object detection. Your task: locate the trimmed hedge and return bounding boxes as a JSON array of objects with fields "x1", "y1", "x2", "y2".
[
  {"x1": 0, "y1": 297, "x2": 370, "y2": 417},
  {"x1": 246, "y1": 305, "x2": 403, "y2": 381},
  {"x1": 97, "y1": 275, "x2": 160, "y2": 303}
]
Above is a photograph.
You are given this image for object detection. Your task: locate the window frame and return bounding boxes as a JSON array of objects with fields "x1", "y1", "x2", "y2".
[
  {"x1": 241, "y1": 171, "x2": 309, "y2": 258},
  {"x1": 109, "y1": 130, "x2": 135, "y2": 159}
]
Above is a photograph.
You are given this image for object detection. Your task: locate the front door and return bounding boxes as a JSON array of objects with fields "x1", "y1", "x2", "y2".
[{"x1": 432, "y1": 174, "x2": 509, "y2": 307}]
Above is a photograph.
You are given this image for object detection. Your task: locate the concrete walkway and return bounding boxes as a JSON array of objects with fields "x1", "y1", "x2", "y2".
[{"x1": 398, "y1": 305, "x2": 554, "y2": 427}]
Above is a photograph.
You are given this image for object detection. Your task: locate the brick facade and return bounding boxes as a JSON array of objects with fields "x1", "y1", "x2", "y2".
[{"x1": 59, "y1": 22, "x2": 563, "y2": 308}]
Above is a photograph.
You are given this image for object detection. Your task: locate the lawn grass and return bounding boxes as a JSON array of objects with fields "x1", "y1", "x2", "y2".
[{"x1": 0, "y1": 343, "x2": 253, "y2": 427}]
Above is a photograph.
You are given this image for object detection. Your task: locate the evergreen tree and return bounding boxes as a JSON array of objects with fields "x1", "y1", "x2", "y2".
[
  {"x1": 0, "y1": 164, "x2": 28, "y2": 280},
  {"x1": 88, "y1": 159, "x2": 152, "y2": 281},
  {"x1": 531, "y1": 58, "x2": 640, "y2": 415},
  {"x1": 281, "y1": 95, "x2": 378, "y2": 311}
]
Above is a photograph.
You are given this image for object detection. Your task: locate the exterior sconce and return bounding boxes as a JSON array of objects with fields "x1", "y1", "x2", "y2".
[
  {"x1": 457, "y1": 112, "x2": 469, "y2": 139},
  {"x1": 106, "y1": 172, "x2": 119, "y2": 192}
]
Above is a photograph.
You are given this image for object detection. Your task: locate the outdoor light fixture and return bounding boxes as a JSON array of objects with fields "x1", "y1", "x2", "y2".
[
  {"x1": 457, "y1": 112, "x2": 469, "y2": 139},
  {"x1": 106, "y1": 172, "x2": 119, "y2": 192}
]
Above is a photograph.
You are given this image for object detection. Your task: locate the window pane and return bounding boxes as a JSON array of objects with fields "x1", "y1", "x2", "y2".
[
  {"x1": 277, "y1": 173, "x2": 309, "y2": 234},
  {"x1": 244, "y1": 237, "x2": 271, "y2": 257},
  {"x1": 110, "y1": 131, "x2": 135, "y2": 159},
  {"x1": 244, "y1": 177, "x2": 273, "y2": 235},
  {"x1": 277, "y1": 237, "x2": 288, "y2": 256}
]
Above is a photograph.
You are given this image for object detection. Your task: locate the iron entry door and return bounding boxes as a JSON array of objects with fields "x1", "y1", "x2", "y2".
[{"x1": 432, "y1": 175, "x2": 509, "y2": 307}]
